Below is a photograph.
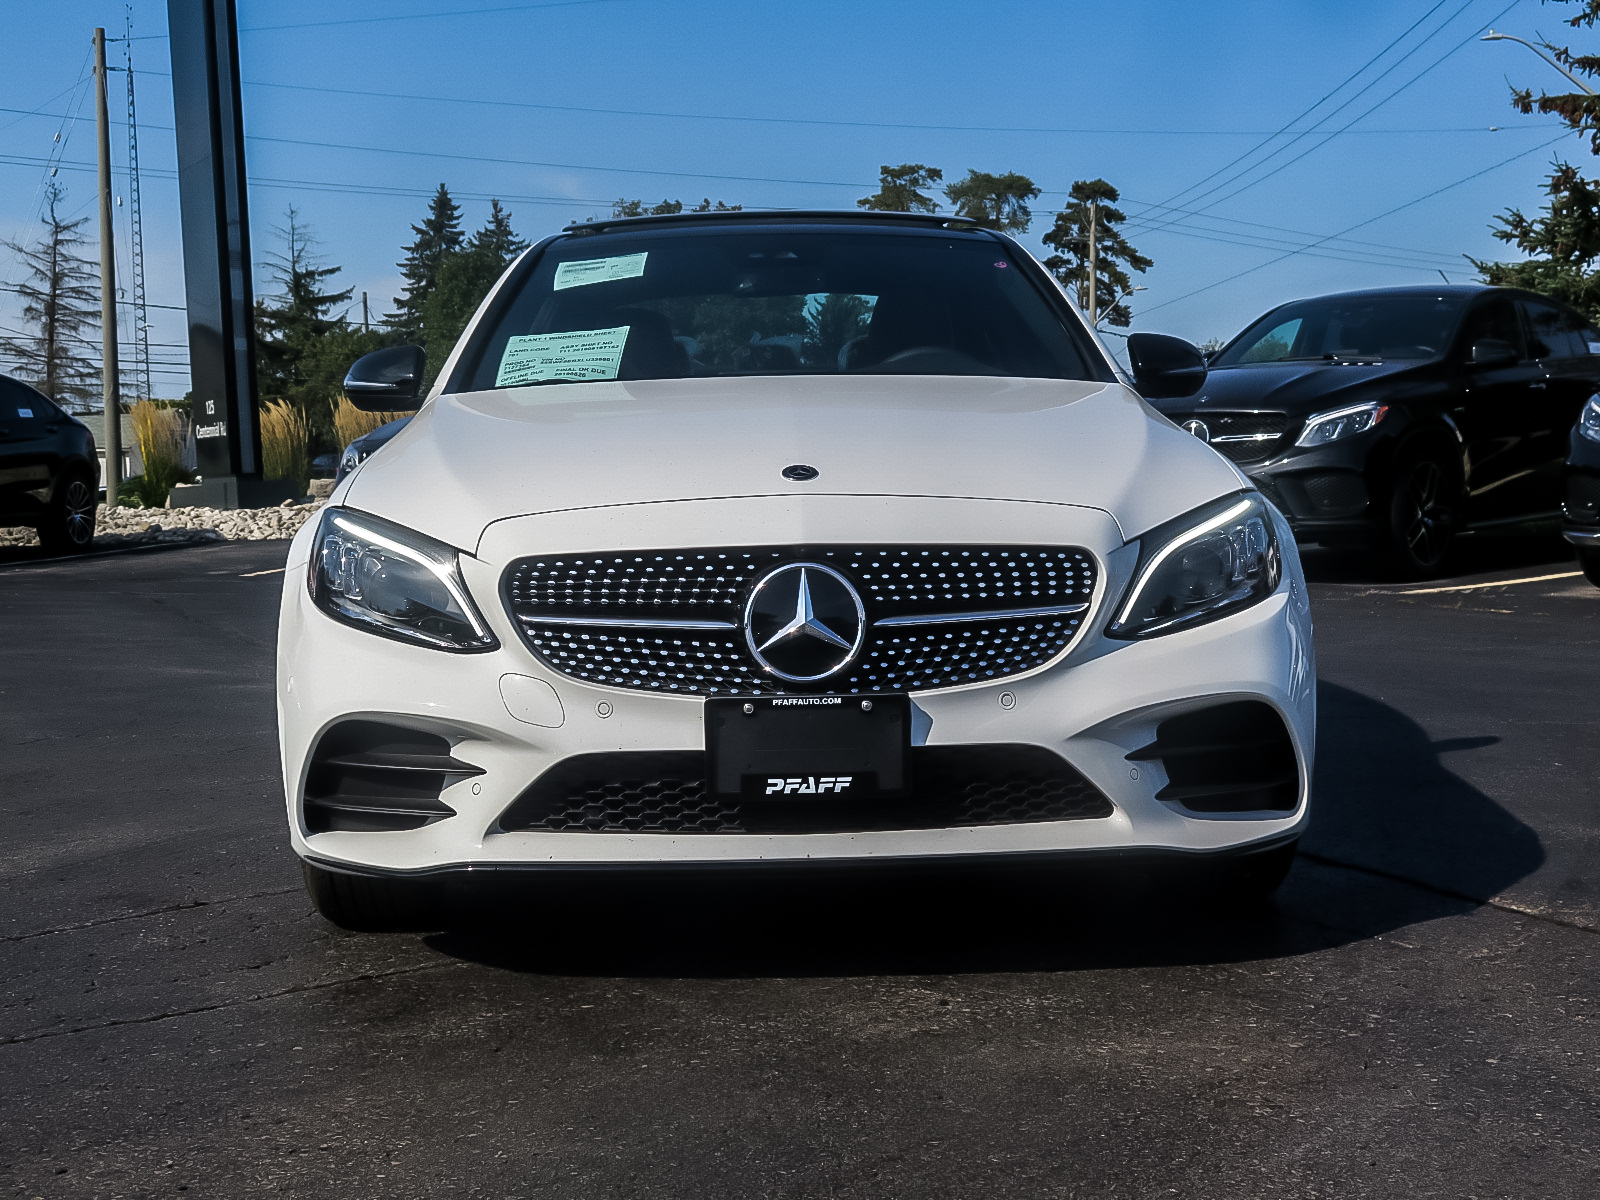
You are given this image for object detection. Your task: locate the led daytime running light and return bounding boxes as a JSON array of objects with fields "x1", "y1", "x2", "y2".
[
  {"x1": 1113, "y1": 497, "x2": 1253, "y2": 630},
  {"x1": 329, "y1": 514, "x2": 492, "y2": 643}
]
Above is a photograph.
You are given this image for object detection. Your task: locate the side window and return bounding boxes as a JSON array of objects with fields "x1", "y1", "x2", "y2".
[
  {"x1": 1522, "y1": 299, "x2": 1583, "y2": 360},
  {"x1": 0, "y1": 379, "x2": 41, "y2": 434},
  {"x1": 1237, "y1": 317, "x2": 1302, "y2": 363},
  {"x1": 1459, "y1": 297, "x2": 1524, "y2": 360}
]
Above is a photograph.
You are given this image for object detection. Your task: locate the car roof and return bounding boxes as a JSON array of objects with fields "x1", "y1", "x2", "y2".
[{"x1": 562, "y1": 209, "x2": 995, "y2": 236}]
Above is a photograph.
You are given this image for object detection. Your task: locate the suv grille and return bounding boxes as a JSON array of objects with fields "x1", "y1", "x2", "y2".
[
  {"x1": 1170, "y1": 411, "x2": 1291, "y2": 464},
  {"x1": 498, "y1": 745, "x2": 1114, "y2": 834},
  {"x1": 504, "y1": 545, "x2": 1097, "y2": 696}
]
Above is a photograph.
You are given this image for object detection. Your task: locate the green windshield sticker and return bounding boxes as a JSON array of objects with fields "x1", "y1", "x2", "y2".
[
  {"x1": 495, "y1": 326, "x2": 631, "y2": 386},
  {"x1": 552, "y1": 252, "x2": 648, "y2": 291}
]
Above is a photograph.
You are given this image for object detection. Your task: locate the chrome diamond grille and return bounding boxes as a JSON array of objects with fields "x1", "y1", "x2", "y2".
[{"x1": 504, "y1": 545, "x2": 1097, "y2": 696}]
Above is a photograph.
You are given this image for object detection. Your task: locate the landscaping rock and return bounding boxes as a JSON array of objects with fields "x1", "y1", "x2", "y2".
[{"x1": 0, "y1": 502, "x2": 322, "y2": 550}]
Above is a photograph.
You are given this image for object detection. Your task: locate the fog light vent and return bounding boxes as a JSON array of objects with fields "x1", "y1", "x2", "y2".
[
  {"x1": 303, "y1": 720, "x2": 483, "y2": 833},
  {"x1": 1127, "y1": 701, "x2": 1299, "y2": 813}
]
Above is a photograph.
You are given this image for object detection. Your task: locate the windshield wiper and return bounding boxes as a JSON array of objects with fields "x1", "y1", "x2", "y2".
[{"x1": 1272, "y1": 353, "x2": 1383, "y2": 365}]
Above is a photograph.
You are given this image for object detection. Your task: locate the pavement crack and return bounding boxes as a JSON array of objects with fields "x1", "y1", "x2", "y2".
[
  {"x1": 1, "y1": 887, "x2": 301, "y2": 944},
  {"x1": 1299, "y1": 851, "x2": 1598, "y2": 936},
  {"x1": 0, "y1": 961, "x2": 460, "y2": 1048}
]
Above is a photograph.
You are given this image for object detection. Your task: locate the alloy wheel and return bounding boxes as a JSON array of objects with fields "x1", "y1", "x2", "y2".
[
  {"x1": 63, "y1": 479, "x2": 95, "y2": 546},
  {"x1": 1401, "y1": 460, "x2": 1450, "y2": 567}
]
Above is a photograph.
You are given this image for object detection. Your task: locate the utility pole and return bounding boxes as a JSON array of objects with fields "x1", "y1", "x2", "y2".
[
  {"x1": 362, "y1": 291, "x2": 370, "y2": 332},
  {"x1": 1087, "y1": 198, "x2": 1098, "y2": 326},
  {"x1": 94, "y1": 26, "x2": 121, "y2": 508}
]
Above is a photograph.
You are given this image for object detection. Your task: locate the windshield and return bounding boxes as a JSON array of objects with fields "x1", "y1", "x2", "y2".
[
  {"x1": 1213, "y1": 293, "x2": 1468, "y2": 366},
  {"x1": 452, "y1": 226, "x2": 1098, "y2": 391}
]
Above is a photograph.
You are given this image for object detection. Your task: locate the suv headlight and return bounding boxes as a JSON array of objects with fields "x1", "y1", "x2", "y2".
[
  {"x1": 1108, "y1": 492, "x2": 1282, "y2": 639},
  {"x1": 1296, "y1": 400, "x2": 1388, "y2": 448},
  {"x1": 1581, "y1": 394, "x2": 1600, "y2": 444},
  {"x1": 308, "y1": 507, "x2": 498, "y2": 652}
]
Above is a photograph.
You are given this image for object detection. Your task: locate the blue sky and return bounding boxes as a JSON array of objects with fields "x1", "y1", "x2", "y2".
[{"x1": 0, "y1": 0, "x2": 1586, "y2": 395}]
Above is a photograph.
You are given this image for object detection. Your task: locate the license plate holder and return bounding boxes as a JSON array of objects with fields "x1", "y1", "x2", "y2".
[{"x1": 704, "y1": 695, "x2": 910, "y2": 800}]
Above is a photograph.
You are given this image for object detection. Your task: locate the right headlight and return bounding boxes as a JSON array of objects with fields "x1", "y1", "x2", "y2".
[
  {"x1": 308, "y1": 507, "x2": 498, "y2": 652},
  {"x1": 1295, "y1": 400, "x2": 1388, "y2": 448},
  {"x1": 1107, "y1": 492, "x2": 1282, "y2": 639},
  {"x1": 1580, "y1": 394, "x2": 1600, "y2": 444}
]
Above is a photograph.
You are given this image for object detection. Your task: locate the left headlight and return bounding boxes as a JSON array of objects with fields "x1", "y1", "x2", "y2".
[
  {"x1": 1107, "y1": 492, "x2": 1282, "y2": 639},
  {"x1": 1580, "y1": 393, "x2": 1600, "y2": 444},
  {"x1": 1295, "y1": 400, "x2": 1388, "y2": 448},
  {"x1": 308, "y1": 507, "x2": 498, "y2": 652}
]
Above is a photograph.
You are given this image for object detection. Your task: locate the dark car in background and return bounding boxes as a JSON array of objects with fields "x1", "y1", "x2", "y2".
[
  {"x1": 334, "y1": 416, "x2": 411, "y2": 485},
  {"x1": 0, "y1": 373, "x2": 98, "y2": 553},
  {"x1": 1565, "y1": 393, "x2": 1600, "y2": 585},
  {"x1": 1149, "y1": 286, "x2": 1600, "y2": 576}
]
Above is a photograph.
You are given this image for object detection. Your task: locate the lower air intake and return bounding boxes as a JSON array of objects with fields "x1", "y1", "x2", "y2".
[
  {"x1": 498, "y1": 745, "x2": 1113, "y2": 834},
  {"x1": 303, "y1": 720, "x2": 483, "y2": 833},
  {"x1": 1127, "y1": 700, "x2": 1299, "y2": 813}
]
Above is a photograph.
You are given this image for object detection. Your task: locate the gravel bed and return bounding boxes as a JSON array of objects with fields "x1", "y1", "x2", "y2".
[{"x1": 0, "y1": 501, "x2": 322, "y2": 549}]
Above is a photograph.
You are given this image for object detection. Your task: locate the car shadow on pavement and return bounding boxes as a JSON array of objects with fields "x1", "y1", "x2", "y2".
[{"x1": 425, "y1": 681, "x2": 1543, "y2": 979}]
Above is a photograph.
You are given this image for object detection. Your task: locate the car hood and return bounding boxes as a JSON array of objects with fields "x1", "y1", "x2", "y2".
[
  {"x1": 1163, "y1": 359, "x2": 1430, "y2": 413},
  {"x1": 342, "y1": 375, "x2": 1246, "y2": 553}
]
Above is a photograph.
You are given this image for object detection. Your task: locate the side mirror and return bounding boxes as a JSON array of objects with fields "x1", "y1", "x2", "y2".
[
  {"x1": 1469, "y1": 339, "x2": 1518, "y2": 369},
  {"x1": 344, "y1": 345, "x2": 425, "y2": 411},
  {"x1": 1127, "y1": 332, "x2": 1207, "y2": 400}
]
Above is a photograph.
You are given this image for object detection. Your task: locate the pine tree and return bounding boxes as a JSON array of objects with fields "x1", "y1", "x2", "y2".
[
  {"x1": 389, "y1": 183, "x2": 464, "y2": 340},
  {"x1": 0, "y1": 184, "x2": 101, "y2": 410},
  {"x1": 858, "y1": 164, "x2": 944, "y2": 213},
  {"x1": 944, "y1": 170, "x2": 1039, "y2": 234},
  {"x1": 472, "y1": 198, "x2": 529, "y2": 268},
  {"x1": 1041, "y1": 179, "x2": 1153, "y2": 327},
  {"x1": 1470, "y1": 4, "x2": 1600, "y2": 315},
  {"x1": 422, "y1": 200, "x2": 529, "y2": 375},
  {"x1": 255, "y1": 208, "x2": 370, "y2": 448}
]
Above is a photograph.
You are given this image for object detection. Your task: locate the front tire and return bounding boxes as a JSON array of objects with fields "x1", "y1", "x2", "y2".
[
  {"x1": 1375, "y1": 446, "x2": 1458, "y2": 579},
  {"x1": 301, "y1": 861, "x2": 444, "y2": 932},
  {"x1": 37, "y1": 471, "x2": 97, "y2": 555},
  {"x1": 1579, "y1": 546, "x2": 1600, "y2": 588}
]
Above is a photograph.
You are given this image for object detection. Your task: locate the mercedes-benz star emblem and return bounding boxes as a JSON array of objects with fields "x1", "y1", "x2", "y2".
[
  {"x1": 1182, "y1": 418, "x2": 1211, "y2": 443},
  {"x1": 743, "y1": 563, "x2": 865, "y2": 682}
]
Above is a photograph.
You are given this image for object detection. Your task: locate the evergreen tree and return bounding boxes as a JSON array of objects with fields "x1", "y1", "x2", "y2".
[
  {"x1": 858, "y1": 164, "x2": 944, "y2": 213},
  {"x1": 1041, "y1": 179, "x2": 1153, "y2": 327},
  {"x1": 389, "y1": 183, "x2": 464, "y2": 340},
  {"x1": 0, "y1": 184, "x2": 101, "y2": 409},
  {"x1": 255, "y1": 208, "x2": 375, "y2": 448},
  {"x1": 422, "y1": 200, "x2": 529, "y2": 375},
  {"x1": 804, "y1": 293, "x2": 873, "y2": 366},
  {"x1": 1474, "y1": 3, "x2": 1600, "y2": 316},
  {"x1": 944, "y1": 170, "x2": 1039, "y2": 234}
]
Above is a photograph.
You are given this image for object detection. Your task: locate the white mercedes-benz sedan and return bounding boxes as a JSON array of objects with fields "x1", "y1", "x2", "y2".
[{"x1": 276, "y1": 210, "x2": 1315, "y2": 929}]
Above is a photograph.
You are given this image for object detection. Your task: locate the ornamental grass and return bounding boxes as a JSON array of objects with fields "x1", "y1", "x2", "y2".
[
  {"x1": 331, "y1": 394, "x2": 414, "y2": 451},
  {"x1": 260, "y1": 399, "x2": 311, "y2": 494}
]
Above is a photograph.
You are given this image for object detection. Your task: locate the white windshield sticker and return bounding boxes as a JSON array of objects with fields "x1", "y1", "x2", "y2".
[
  {"x1": 553, "y1": 252, "x2": 648, "y2": 291},
  {"x1": 17, "y1": 408, "x2": 32, "y2": 418},
  {"x1": 1588, "y1": 341, "x2": 1600, "y2": 355},
  {"x1": 495, "y1": 326, "x2": 631, "y2": 386}
]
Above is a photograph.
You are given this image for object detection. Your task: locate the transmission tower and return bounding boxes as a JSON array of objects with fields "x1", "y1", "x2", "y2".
[{"x1": 123, "y1": 9, "x2": 151, "y2": 404}]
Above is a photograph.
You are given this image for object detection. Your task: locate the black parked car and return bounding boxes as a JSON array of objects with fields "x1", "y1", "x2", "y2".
[
  {"x1": 334, "y1": 416, "x2": 411, "y2": 485},
  {"x1": 1149, "y1": 286, "x2": 1600, "y2": 576},
  {"x1": 1565, "y1": 392, "x2": 1600, "y2": 585},
  {"x1": 0, "y1": 373, "x2": 98, "y2": 553}
]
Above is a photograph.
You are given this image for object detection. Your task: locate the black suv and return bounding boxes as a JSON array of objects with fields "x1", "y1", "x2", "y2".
[
  {"x1": 1149, "y1": 286, "x2": 1600, "y2": 575},
  {"x1": 0, "y1": 373, "x2": 99, "y2": 553}
]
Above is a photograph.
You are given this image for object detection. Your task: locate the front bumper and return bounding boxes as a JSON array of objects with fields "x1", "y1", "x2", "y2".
[{"x1": 277, "y1": 495, "x2": 1316, "y2": 876}]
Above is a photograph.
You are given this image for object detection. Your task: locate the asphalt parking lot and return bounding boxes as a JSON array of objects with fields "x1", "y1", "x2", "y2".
[{"x1": 2, "y1": 535, "x2": 1597, "y2": 1198}]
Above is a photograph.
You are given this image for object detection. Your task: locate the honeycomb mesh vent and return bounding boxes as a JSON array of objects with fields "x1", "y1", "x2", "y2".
[{"x1": 503, "y1": 545, "x2": 1097, "y2": 696}]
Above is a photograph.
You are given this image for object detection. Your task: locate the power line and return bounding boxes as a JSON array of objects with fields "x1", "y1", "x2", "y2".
[{"x1": 1139, "y1": 131, "x2": 1572, "y2": 317}]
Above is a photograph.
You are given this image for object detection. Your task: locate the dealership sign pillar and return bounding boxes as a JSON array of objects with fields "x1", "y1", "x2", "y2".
[{"x1": 167, "y1": 0, "x2": 263, "y2": 507}]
